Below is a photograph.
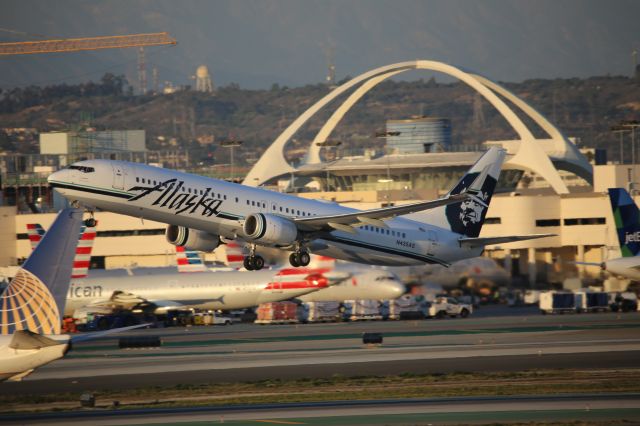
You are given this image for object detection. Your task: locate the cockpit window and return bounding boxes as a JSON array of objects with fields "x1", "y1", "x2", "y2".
[
  {"x1": 375, "y1": 275, "x2": 397, "y2": 281},
  {"x1": 69, "y1": 165, "x2": 95, "y2": 173}
]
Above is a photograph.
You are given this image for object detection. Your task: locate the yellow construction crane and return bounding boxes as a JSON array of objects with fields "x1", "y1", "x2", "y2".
[{"x1": 0, "y1": 32, "x2": 176, "y2": 55}]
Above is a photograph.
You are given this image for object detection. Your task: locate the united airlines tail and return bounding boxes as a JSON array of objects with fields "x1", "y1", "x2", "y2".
[
  {"x1": 2, "y1": 209, "x2": 83, "y2": 335},
  {"x1": 608, "y1": 188, "x2": 640, "y2": 257},
  {"x1": 409, "y1": 147, "x2": 505, "y2": 237}
]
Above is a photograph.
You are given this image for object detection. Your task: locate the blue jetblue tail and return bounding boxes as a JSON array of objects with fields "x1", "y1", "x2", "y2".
[
  {"x1": 608, "y1": 188, "x2": 640, "y2": 257},
  {"x1": 1, "y1": 209, "x2": 83, "y2": 335}
]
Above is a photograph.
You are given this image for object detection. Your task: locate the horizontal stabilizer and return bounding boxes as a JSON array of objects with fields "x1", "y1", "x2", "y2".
[
  {"x1": 295, "y1": 192, "x2": 475, "y2": 231},
  {"x1": 9, "y1": 330, "x2": 67, "y2": 350},
  {"x1": 460, "y1": 233, "x2": 555, "y2": 249}
]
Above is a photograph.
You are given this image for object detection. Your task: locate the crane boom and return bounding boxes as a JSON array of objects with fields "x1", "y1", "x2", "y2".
[{"x1": 0, "y1": 32, "x2": 176, "y2": 55}]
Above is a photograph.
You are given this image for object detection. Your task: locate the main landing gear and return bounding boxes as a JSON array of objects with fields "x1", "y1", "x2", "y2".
[
  {"x1": 289, "y1": 250, "x2": 310, "y2": 268},
  {"x1": 84, "y1": 211, "x2": 97, "y2": 227},
  {"x1": 244, "y1": 244, "x2": 265, "y2": 271}
]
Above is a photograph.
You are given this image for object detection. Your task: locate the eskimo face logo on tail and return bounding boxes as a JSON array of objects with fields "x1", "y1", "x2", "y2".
[
  {"x1": 445, "y1": 172, "x2": 497, "y2": 238},
  {"x1": 127, "y1": 179, "x2": 223, "y2": 217}
]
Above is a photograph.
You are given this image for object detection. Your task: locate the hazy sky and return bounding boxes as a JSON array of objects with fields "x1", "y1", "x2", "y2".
[{"x1": 1, "y1": 0, "x2": 639, "y2": 89}]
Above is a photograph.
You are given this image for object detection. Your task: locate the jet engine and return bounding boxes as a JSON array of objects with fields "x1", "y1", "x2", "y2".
[
  {"x1": 243, "y1": 213, "x2": 298, "y2": 246},
  {"x1": 165, "y1": 225, "x2": 221, "y2": 252}
]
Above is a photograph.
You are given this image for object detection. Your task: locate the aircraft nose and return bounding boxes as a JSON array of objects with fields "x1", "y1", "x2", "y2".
[
  {"x1": 388, "y1": 282, "x2": 406, "y2": 298},
  {"x1": 48, "y1": 169, "x2": 66, "y2": 185}
]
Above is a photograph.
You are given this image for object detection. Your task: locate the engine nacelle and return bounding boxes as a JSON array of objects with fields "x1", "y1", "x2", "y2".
[
  {"x1": 165, "y1": 225, "x2": 221, "y2": 252},
  {"x1": 243, "y1": 213, "x2": 298, "y2": 246}
]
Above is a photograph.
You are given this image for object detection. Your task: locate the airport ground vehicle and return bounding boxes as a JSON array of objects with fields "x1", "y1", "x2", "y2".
[
  {"x1": 427, "y1": 296, "x2": 473, "y2": 318},
  {"x1": 299, "y1": 301, "x2": 341, "y2": 323},
  {"x1": 574, "y1": 291, "x2": 610, "y2": 313},
  {"x1": 343, "y1": 300, "x2": 383, "y2": 321},
  {"x1": 385, "y1": 295, "x2": 429, "y2": 320},
  {"x1": 539, "y1": 291, "x2": 576, "y2": 314},
  {"x1": 255, "y1": 302, "x2": 298, "y2": 324},
  {"x1": 609, "y1": 292, "x2": 639, "y2": 312}
]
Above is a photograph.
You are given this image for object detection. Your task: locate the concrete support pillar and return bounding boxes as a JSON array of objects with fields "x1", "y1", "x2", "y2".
[
  {"x1": 504, "y1": 249, "x2": 512, "y2": 276},
  {"x1": 544, "y1": 251, "x2": 553, "y2": 284},
  {"x1": 527, "y1": 247, "x2": 536, "y2": 288},
  {"x1": 577, "y1": 244, "x2": 585, "y2": 277}
]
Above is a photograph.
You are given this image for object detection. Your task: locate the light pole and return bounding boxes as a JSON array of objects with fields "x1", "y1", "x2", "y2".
[
  {"x1": 220, "y1": 140, "x2": 243, "y2": 182},
  {"x1": 611, "y1": 125, "x2": 630, "y2": 164},
  {"x1": 618, "y1": 120, "x2": 640, "y2": 191},
  {"x1": 316, "y1": 140, "x2": 342, "y2": 191}
]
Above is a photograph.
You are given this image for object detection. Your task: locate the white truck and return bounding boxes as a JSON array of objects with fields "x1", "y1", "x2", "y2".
[{"x1": 427, "y1": 296, "x2": 473, "y2": 319}]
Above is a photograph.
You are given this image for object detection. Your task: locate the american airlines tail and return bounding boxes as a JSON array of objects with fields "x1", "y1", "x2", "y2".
[
  {"x1": 176, "y1": 246, "x2": 208, "y2": 273},
  {"x1": 608, "y1": 188, "x2": 640, "y2": 257},
  {"x1": 408, "y1": 147, "x2": 505, "y2": 237},
  {"x1": 2, "y1": 209, "x2": 83, "y2": 335},
  {"x1": 28, "y1": 221, "x2": 97, "y2": 279}
]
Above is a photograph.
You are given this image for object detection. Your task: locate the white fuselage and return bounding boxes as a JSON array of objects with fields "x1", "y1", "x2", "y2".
[
  {"x1": 49, "y1": 160, "x2": 482, "y2": 267},
  {"x1": 606, "y1": 257, "x2": 640, "y2": 280},
  {"x1": 297, "y1": 268, "x2": 405, "y2": 302},
  {"x1": 65, "y1": 267, "x2": 328, "y2": 314}
]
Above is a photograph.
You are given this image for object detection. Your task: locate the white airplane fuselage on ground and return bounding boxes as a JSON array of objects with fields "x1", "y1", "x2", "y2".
[
  {"x1": 65, "y1": 266, "x2": 331, "y2": 315},
  {"x1": 48, "y1": 160, "x2": 485, "y2": 267}
]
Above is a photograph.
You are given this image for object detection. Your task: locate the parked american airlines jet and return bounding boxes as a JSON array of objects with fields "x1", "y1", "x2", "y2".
[
  {"x1": 48, "y1": 148, "x2": 551, "y2": 270},
  {"x1": 28, "y1": 224, "x2": 333, "y2": 318}
]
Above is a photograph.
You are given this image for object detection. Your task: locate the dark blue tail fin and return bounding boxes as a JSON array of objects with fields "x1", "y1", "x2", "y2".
[{"x1": 608, "y1": 188, "x2": 640, "y2": 257}]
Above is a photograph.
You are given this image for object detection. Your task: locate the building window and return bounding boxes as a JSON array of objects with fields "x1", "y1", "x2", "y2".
[
  {"x1": 536, "y1": 219, "x2": 560, "y2": 227},
  {"x1": 484, "y1": 217, "x2": 501, "y2": 225},
  {"x1": 564, "y1": 217, "x2": 606, "y2": 226}
]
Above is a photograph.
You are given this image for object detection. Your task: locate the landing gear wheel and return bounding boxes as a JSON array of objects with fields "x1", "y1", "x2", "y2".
[
  {"x1": 244, "y1": 255, "x2": 264, "y2": 271},
  {"x1": 289, "y1": 252, "x2": 300, "y2": 267},
  {"x1": 298, "y1": 251, "x2": 311, "y2": 267},
  {"x1": 244, "y1": 257, "x2": 255, "y2": 271},
  {"x1": 253, "y1": 255, "x2": 265, "y2": 270},
  {"x1": 84, "y1": 217, "x2": 97, "y2": 227}
]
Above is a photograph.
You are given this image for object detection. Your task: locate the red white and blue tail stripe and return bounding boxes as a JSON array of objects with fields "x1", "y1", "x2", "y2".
[
  {"x1": 175, "y1": 246, "x2": 208, "y2": 273},
  {"x1": 27, "y1": 221, "x2": 97, "y2": 279}
]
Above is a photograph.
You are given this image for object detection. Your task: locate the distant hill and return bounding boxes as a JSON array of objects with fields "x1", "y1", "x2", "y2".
[{"x1": 0, "y1": 73, "x2": 639, "y2": 166}]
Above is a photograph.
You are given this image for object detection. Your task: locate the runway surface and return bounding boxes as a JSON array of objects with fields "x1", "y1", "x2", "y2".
[
  {"x1": 4, "y1": 394, "x2": 640, "y2": 425},
  {"x1": 2, "y1": 306, "x2": 640, "y2": 395}
]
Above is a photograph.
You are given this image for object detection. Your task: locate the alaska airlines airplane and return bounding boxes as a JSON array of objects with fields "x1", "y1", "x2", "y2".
[{"x1": 48, "y1": 147, "x2": 551, "y2": 270}]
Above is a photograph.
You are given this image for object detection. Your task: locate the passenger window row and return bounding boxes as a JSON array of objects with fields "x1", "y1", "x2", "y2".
[{"x1": 361, "y1": 225, "x2": 406, "y2": 238}]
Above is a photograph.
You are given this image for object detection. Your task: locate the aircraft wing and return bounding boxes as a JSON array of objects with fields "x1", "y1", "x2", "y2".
[
  {"x1": 70, "y1": 323, "x2": 151, "y2": 343},
  {"x1": 293, "y1": 192, "x2": 483, "y2": 233},
  {"x1": 459, "y1": 234, "x2": 556, "y2": 249}
]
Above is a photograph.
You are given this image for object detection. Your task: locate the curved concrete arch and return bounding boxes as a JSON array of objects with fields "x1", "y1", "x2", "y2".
[
  {"x1": 242, "y1": 61, "x2": 417, "y2": 186},
  {"x1": 470, "y1": 74, "x2": 592, "y2": 183},
  {"x1": 302, "y1": 60, "x2": 568, "y2": 193},
  {"x1": 245, "y1": 60, "x2": 591, "y2": 194},
  {"x1": 307, "y1": 69, "x2": 406, "y2": 164}
]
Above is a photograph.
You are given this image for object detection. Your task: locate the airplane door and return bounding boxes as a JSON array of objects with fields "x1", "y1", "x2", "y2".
[{"x1": 112, "y1": 164, "x2": 125, "y2": 190}]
